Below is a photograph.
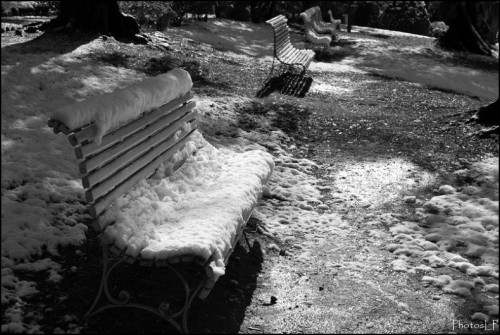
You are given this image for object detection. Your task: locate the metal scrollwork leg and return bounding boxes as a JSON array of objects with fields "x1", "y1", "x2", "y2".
[
  {"x1": 84, "y1": 244, "x2": 207, "y2": 334},
  {"x1": 265, "y1": 56, "x2": 277, "y2": 83}
]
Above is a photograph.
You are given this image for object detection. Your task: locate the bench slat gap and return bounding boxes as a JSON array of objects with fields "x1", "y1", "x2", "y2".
[
  {"x1": 88, "y1": 128, "x2": 198, "y2": 217},
  {"x1": 81, "y1": 101, "x2": 196, "y2": 173},
  {"x1": 82, "y1": 110, "x2": 198, "y2": 189}
]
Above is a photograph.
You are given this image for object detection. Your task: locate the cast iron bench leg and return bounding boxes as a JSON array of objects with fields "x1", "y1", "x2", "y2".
[{"x1": 83, "y1": 244, "x2": 205, "y2": 334}]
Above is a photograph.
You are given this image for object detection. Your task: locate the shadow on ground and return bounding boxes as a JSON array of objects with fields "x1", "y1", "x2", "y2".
[
  {"x1": 33, "y1": 221, "x2": 265, "y2": 334},
  {"x1": 2, "y1": 30, "x2": 96, "y2": 60},
  {"x1": 256, "y1": 72, "x2": 313, "y2": 98}
]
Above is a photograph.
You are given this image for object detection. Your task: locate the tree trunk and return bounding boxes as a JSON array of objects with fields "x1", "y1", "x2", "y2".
[
  {"x1": 50, "y1": 0, "x2": 140, "y2": 38},
  {"x1": 346, "y1": 1, "x2": 354, "y2": 33},
  {"x1": 471, "y1": 98, "x2": 499, "y2": 125},
  {"x1": 438, "y1": 1, "x2": 498, "y2": 56}
]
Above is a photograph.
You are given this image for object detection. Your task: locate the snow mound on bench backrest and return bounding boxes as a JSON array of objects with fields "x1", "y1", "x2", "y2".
[{"x1": 50, "y1": 68, "x2": 192, "y2": 145}]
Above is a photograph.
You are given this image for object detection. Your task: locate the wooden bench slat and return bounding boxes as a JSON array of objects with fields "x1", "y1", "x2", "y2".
[
  {"x1": 274, "y1": 23, "x2": 288, "y2": 34},
  {"x1": 68, "y1": 91, "x2": 194, "y2": 147},
  {"x1": 288, "y1": 50, "x2": 306, "y2": 64},
  {"x1": 274, "y1": 30, "x2": 291, "y2": 47},
  {"x1": 274, "y1": 33, "x2": 292, "y2": 50},
  {"x1": 289, "y1": 52, "x2": 306, "y2": 67},
  {"x1": 88, "y1": 127, "x2": 198, "y2": 218},
  {"x1": 266, "y1": 14, "x2": 286, "y2": 26},
  {"x1": 276, "y1": 44, "x2": 294, "y2": 58},
  {"x1": 295, "y1": 51, "x2": 312, "y2": 66},
  {"x1": 47, "y1": 119, "x2": 71, "y2": 134},
  {"x1": 292, "y1": 54, "x2": 309, "y2": 68},
  {"x1": 86, "y1": 119, "x2": 198, "y2": 204},
  {"x1": 281, "y1": 48, "x2": 301, "y2": 64},
  {"x1": 275, "y1": 41, "x2": 293, "y2": 57},
  {"x1": 303, "y1": 52, "x2": 315, "y2": 68},
  {"x1": 78, "y1": 101, "x2": 196, "y2": 172},
  {"x1": 276, "y1": 41, "x2": 293, "y2": 54},
  {"x1": 274, "y1": 25, "x2": 289, "y2": 39},
  {"x1": 296, "y1": 51, "x2": 315, "y2": 68},
  {"x1": 268, "y1": 15, "x2": 286, "y2": 24},
  {"x1": 82, "y1": 110, "x2": 198, "y2": 189},
  {"x1": 277, "y1": 44, "x2": 298, "y2": 61},
  {"x1": 273, "y1": 20, "x2": 288, "y2": 31}
]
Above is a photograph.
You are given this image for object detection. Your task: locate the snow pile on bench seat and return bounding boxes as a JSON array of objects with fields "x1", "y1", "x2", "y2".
[
  {"x1": 50, "y1": 68, "x2": 192, "y2": 145},
  {"x1": 97, "y1": 130, "x2": 274, "y2": 284}
]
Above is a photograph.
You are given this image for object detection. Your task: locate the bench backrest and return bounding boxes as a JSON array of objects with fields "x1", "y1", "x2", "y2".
[
  {"x1": 300, "y1": 9, "x2": 316, "y2": 34},
  {"x1": 313, "y1": 7, "x2": 338, "y2": 31},
  {"x1": 48, "y1": 91, "x2": 198, "y2": 219},
  {"x1": 327, "y1": 10, "x2": 342, "y2": 30},
  {"x1": 313, "y1": 7, "x2": 324, "y2": 25},
  {"x1": 266, "y1": 15, "x2": 293, "y2": 59}
]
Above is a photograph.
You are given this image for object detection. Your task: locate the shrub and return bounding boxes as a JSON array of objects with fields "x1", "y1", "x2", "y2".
[{"x1": 119, "y1": 1, "x2": 174, "y2": 29}]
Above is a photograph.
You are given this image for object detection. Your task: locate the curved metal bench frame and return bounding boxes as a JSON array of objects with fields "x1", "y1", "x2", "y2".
[
  {"x1": 83, "y1": 223, "x2": 250, "y2": 333},
  {"x1": 83, "y1": 245, "x2": 204, "y2": 333}
]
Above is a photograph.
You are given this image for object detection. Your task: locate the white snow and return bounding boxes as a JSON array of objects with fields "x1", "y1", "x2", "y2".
[
  {"x1": 50, "y1": 68, "x2": 192, "y2": 145},
  {"x1": 98, "y1": 130, "x2": 274, "y2": 283}
]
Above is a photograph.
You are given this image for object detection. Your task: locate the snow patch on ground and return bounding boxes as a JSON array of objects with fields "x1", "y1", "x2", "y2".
[
  {"x1": 2, "y1": 38, "x2": 147, "y2": 332},
  {"x1": 379, "y1": 157, "x2": 499, "y2": 307}
]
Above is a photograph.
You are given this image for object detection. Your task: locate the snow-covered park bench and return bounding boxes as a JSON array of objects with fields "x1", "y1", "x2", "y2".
[
  {"x1": 300, "y1": 8, "x2": 332, "y2": 50},
  {"x1": 265, "y1": 14, "x2": 316, "y2": 79},
  {"x1": 47, "y1": 68, "x2": 274, "y2": 333}
]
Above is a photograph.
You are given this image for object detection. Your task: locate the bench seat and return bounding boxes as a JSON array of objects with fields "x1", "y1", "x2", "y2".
[{"x1": 99, "y1": 130, "x2": 274, "y2": 290}]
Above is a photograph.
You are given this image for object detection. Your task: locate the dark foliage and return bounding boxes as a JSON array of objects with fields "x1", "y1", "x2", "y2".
[
  {"x1": 437, "y1": 1, "x2": 498, "y2": 56},
  {"x1": 379, "y1": 1, "x2": 431, "y2": 36},
  {"x1": 350, "y1": 1, "x2": 385, "y2": 28}
]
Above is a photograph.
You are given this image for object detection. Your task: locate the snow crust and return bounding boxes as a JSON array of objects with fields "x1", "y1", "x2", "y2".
[
  {"x1": 381, "y1": 157, "x2": 499, "y2": 298},
  {"x1": 98, "y1": 130, "x2": 274, "y2": 283},
  {"x1": 50, "y1": 68, "x2": 192, "y2": 145}
]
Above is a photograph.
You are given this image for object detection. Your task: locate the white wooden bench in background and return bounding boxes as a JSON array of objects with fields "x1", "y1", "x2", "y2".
[
  {"x1": 47, "y1": 69, "x2": 273, "y2": 333},
  {"x1": 311, "y1": 6, "x2": 340, "y2": 40},
  {"x1": 327, "y1": 9, "x2": 342, "y2": 32},
  {"x1": 300, "y1": 8, "x2": 332, "y2": 50},
  {"x1": 265, "y1": 14, "x2": 316, "y2": 80}
]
